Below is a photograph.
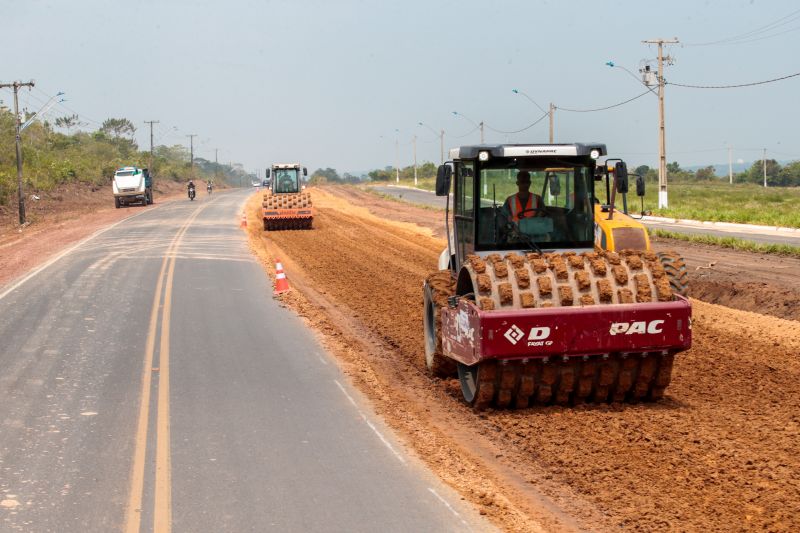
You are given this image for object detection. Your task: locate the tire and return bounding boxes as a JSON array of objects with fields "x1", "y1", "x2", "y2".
[
  {"x1": 657, "y1": 251, "x2": 689, "y2": 296},
  {"x1": 115, "y1": 197, "x2": 121, "y2": 209}
]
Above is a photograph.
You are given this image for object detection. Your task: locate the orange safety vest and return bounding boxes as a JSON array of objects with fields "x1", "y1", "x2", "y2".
[{"x1": 509, "y1": 193, "x2": 541, "y2": 222}]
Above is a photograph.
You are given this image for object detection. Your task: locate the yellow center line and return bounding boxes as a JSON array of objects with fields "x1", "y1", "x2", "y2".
[
  {"x1": 154, "y1": 254, "x2": 175, "y2": 531},
  {"x1": 124, "y1": 204, "x2": 208, "y2": 533}
]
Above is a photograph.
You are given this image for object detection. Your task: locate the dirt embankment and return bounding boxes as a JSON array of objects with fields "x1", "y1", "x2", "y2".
[
  {"x1": 247, "y1": 186, "x2": 800, "y2": 532},
  {"x1": 651, "y1": 236, "x2": 800, "y2": 321}
]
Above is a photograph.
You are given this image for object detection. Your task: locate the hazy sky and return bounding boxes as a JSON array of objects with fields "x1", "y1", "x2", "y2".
[{"x1": 4, "y1": 0, "x2": 799, "y2": 175}]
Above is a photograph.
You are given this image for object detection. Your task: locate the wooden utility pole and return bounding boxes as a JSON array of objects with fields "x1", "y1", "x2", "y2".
[
  {"x1": 763, "y1": 148, "x2": 767, "y2": 187},
  {"x1": 0, "y1": 80, "x2": 36, "y2": 225},
  {"x1": 186, "y1": 134, "x2": 197, "y2": 178},
  {"x1": 479, "y1": 121, "x2": 485, "y2": 143},
  {"x1": 144, "y1": 120, "x2": 159, "y2": 172},
  {"x1": 549, "y1": 103, "x2": 555, "y2": 143},
  {"x1": 439, "y1": 129, "x2": 445, "y2": 165},
  {"x1": 643, "y1": 38, "x2": 678, "y2": 209}
]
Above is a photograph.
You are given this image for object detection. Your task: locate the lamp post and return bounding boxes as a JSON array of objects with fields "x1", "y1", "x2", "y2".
[
  {"x1": 394, "y1": 128, "x2": 400, "y2": 183},
  {"x1": 412, "y1": 135, "x2": 418, "y2": 186},
  {"x1": 452, "y1": 111, "x2": 483, "y2": 143},
  {"x1": 418, "y1": 122, "x2": 445, "y2": 164},
  {"x1": 512, "y1": 89, "x2": 553, "y2": 143}
]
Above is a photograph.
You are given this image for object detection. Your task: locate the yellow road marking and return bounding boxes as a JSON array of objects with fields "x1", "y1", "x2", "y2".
[
  {"x1": 154, "y1": 256, "x2": 175, "y2": 531},
  {"x1": 124, "y1": 204, "x2": 207, "y2": 533}
]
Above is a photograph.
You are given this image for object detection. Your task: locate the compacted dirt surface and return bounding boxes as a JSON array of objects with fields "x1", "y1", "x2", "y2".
[{"x1": 246, "y1": 185, "x2": 800, "y2": 532}]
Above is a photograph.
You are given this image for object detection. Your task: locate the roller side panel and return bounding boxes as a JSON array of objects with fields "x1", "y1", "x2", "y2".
[{"x1": 441, "y1": 296, "x2": 691, "y2": 367}]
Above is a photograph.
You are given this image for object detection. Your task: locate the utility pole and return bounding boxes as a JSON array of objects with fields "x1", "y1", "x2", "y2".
[
  {"x1": 215, "y1": 148, "x2": 219, "y2": 183},
  {"x1": 144, "y1": 120, "x2": 159, "y2": 172},
  {"x1": 0, "y1": 80, "x2": 36, "y2": 225},
  {"x1": 728, "y1": 146, "x2": 733, "y2": 184},
  {"x1": 186, "y1": 134, "x2": 197, "y2": 178},
  {"x1": 643, "y1": 38, "x2": 678, "y2": 209},
  {"x1": 763, "y1": 148, "x2": 767, "y2": 187},
  {"x1": 439, "y1": 129, "x2": 445, "y2": 165},
  {"x1": 479, "y1": 121, "x2": 485, "y2": 143},
  {"x1": 413, "y1": 135, "x2": 418, "y2": 187},
  {"x1": 549, "y1": 103, "x2": 555, "y2": 143},
  {"x1": 395, "y1": 138, "x2": 400, "y2": 183}
]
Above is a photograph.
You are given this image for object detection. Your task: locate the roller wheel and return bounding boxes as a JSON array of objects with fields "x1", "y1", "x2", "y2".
[
  {"x1": 423, "y1": 271, "x2": 457, "y2": 378},
  {"x1": 657, "y1": 251, "x2": 689, "y2": 296},
  {"x1": 458, "y1": 361, "x2": 497, "y2": 411},
  {"x1": 447, "y1": 251, "x2": 683, "y2": 408}
]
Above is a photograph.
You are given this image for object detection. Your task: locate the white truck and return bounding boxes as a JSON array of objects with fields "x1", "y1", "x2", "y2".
[{"x1": 113, "y1": 166, "x2": 153, "y2": 208}]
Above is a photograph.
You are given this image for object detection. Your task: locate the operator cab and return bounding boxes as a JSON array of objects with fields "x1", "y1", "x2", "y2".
[
  {"x1": 266, "y1": 163, "x2": 308, "y2": 194},
  {"x1": 436, "y1": 143, "x2": 606, "y2": 268}
]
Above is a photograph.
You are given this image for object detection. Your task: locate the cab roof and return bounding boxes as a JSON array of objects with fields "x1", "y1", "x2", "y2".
[
  {"x1": 448, "y1": 143, "x2": 607, "y2": 160},
  {"x1": 272, "y1": 163, "x2": 302, "y2": 169}
]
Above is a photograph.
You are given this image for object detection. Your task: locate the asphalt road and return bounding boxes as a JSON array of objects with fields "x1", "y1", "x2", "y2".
[
  {"x1": 0, "y1": 190, "x2": 487, "y2": 532},
  {"x1": 369, "y1": 185, "x2": 800, "y2": 246}
]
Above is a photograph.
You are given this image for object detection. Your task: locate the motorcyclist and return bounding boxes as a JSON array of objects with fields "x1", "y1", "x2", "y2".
[
  {"x1": 188, "y1": 179, "x2": 196, "y2": 200},
  {"x1": 207, "y1": 181, "x2": 213, "y2": 194}
]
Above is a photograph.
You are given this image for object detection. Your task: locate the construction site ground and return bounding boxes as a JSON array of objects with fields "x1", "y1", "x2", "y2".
[
  {"x1": 246, "y1": 185, "x2": 800, "y2": 532},
  {"x1": 2, "y1": 184, "x2": 798, "y2": 531}
]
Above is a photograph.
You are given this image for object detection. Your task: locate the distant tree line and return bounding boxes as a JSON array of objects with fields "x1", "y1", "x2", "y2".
[
  {"x1": 634, "y1": 160, "x2": 800, "y2": 187},
  {"x1": 308, "y1": 167, "x2": 364, "y2": 185},
  {"x1": 367, "y1": 162, "x2": 437, "y2": 182},
  {"x1": 0, "y1": 109, "x2": 248, "y2": 206}
]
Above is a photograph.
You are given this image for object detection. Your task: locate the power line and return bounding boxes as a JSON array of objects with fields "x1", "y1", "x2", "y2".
[
  {"x1": 557, "y1": 89, "x2": 651, "y2": 113},
  {"x1": 668, "y1": 70, "x2": 800, "y2": 89},
  {"x1": 483, "y1": 111, "x2": 549, "y2": 134},
  {"x1": 32, "y1": 86, "x2": 104, "y2": 128},
  {"x1": 684, "y1": 8, "x2": 800, "y2": 46},
  {"x1": 449, "y1": 125, "x2": 479, "y2": 139}
]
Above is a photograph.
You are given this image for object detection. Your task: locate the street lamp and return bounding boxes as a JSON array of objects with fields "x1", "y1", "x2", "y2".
[
  {"x1": 512, "y1": 89, "x2": 554, "y2": 143},
  {"x1": 394, "y1": 128, "x2": 400, "y2": 183},
  {"x1": 418, "y1": 122, "x2": 445, "y2": 164},
  {"x1": 452, "y1": 111, "x2": 484, "y2": 143}
]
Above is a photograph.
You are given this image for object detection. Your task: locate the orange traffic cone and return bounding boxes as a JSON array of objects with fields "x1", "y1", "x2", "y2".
[
  {"x1": 240, "y1": 212, "x2": 247, "y2": 228},
  {"x1": 274, "y1": 259, "x2": 291, "y2": 294}
]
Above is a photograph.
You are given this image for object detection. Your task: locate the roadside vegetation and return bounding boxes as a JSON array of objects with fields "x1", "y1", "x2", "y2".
[
  {"x1": 650, "y1": 228, "x2": 800, "y2": 258},
  {"x1": 362, "y1": 159, "x2": 800, "y2": 228},
  {"x1": 0, "y1": 109, "x2": 248, "y2": 208}
]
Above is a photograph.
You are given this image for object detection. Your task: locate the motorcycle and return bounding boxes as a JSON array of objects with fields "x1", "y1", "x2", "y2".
[
  {"x1": 207, "y1": 184, "x2": 212, "y2": 195},
  {"x1": 188, "y1": 186, "x2": 196, "y2": 201}
]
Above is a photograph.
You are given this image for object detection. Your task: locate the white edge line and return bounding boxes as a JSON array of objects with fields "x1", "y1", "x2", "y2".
[
  {"x1": 334, "y1": 380, "x2": 406, "y2": 465},
  {"x1": 0, "y1": 206, "x2": 157, "y2": 301},
  {"x1": 428, "y1": 487, "x2": 471, "y2": 529}
]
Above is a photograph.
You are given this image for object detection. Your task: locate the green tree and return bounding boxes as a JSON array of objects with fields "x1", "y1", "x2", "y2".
[
  {"x1": 635, "y1": 165, "x2": 650, "y2": 177},
  {"x1": 666, "y1": 161, "x2": 682, "y2": 174},
  {"x1": 695, "y1": 165, "x2": 716, "y2": 180},
  {"x1": 778, "y1": 161, "x2": 800, "y2": 187},
  {"x1": 310, "y1": 167, "x2": 340, "y2": 184},
  {"x1": 369, "y1": 169, "x2": 393, "y2": 181},
  {"x1": 100, "y1": 118, "x2": 136, "y2": 139},
  {"x1": 744, "y1": 159, "x2": 781, "y2": 185},
  {"x1": 55, "y1": 114, "x2": 82, "y2": 133}
]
